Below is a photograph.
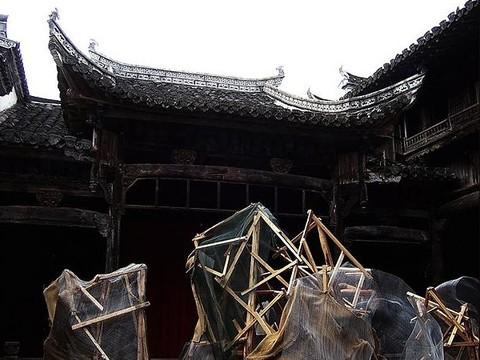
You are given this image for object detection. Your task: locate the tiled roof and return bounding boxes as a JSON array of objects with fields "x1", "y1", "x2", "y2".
[
  {"x1": 0, "y1": 36, "x2": 29, "y2": 100},
  {"x1": 0, "y1": 101, "x2": 91, "y2": 160},
  {"x1": 346, "y1": 0, "x2": 480, "y2": 97},
  {"x1": 48, "y1": 14, "x2": 424, "y2": 129}
]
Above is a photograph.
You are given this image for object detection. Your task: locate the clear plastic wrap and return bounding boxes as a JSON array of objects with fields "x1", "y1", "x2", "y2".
[{"x1": 43, "y1": 263, "x2": 149, "y2": 360}]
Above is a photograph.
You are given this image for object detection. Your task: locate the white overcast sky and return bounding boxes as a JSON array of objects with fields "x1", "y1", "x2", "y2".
[{"x1": 2, "y1": 0, "x2": 468, "y2": 100}]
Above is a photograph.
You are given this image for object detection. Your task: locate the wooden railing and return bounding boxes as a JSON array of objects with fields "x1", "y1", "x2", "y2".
[
  {"x1": 403, "y1": 103, "x2": 480, "y2": 154},
  {"x1": 403, "y1": 118, "x2": 452, "y2": 153}
]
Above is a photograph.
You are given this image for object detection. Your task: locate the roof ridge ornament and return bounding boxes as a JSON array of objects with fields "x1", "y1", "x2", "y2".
[
  {"x1": 0, "y1": 14, "x2": 17, "y2": 49},
  {"x1": 0, "y1": 14, "x2": 8, "y2": 38},
  {"x1": 307, "y1": 88, "x2": 314, "y2": 99},
  {"x1": 48, "y1": 14, "x2": 116, "y2": 88},
  {"x1": 306, "y1": 87, "x2": 329, "y2": 101},
  {"x1": 49, "y1": 8, "x2": 59, "y2": 23},
  {"x1": 276, "y1": 66, "x2": 284, "y2": 78},
  {"x1": 339, "y1": 66, "x2": 367, "y2": 91},
  {"x1": 88, "y1": 39, "x2": 98, "y2": 52}
]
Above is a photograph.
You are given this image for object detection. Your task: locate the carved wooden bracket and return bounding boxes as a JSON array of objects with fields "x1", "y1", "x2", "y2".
[
  {"x1": 36, "y1": 191, "x2": 64, "y2": 207},
  {"x1": 270, "y1": 158, "x2": 293, "y2": 174},
  {"x1": 171, "y1": 149, "x2": 197, "y2": 165}
]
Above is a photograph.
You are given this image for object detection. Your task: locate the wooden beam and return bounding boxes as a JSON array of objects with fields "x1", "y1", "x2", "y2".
[
  {"x1": 123, "y1": 164, "x2": 331, "y2": 192},
  {"x1": 0, "y1": 205, "x2": 110, "y2": 237}
]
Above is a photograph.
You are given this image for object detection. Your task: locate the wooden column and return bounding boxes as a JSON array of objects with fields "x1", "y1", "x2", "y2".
[
  {"x1": 477, "y1": 27, "x2": 480, "y2": 279},
  {"x1": 430, "y1": 215, "x2": 447, "y2": 285},
  {"x1": 106, "y1": 207, "x2": 121, "y2": 272},
  {"x1": 478, "y1": 129, "x2": 480, "y2": 278},
  {"x1": 245, "y1": 216, "x2": 260, "y2": 355},
  {"x1": 105, "y1": 164, "x2": 124, "y2": 272},
  {"x1": 330, "y1": 181, "x2": 345, "y2": 242}
]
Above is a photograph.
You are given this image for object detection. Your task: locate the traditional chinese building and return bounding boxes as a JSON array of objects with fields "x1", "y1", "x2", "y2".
[{"x1": 0, "y1": 2, "x2": 478, "y2": 358}]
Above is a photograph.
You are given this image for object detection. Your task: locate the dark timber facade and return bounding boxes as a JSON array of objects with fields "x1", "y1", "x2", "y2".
[{"x1": 1, "y1": 3, "x2": 479, "y2": 358}]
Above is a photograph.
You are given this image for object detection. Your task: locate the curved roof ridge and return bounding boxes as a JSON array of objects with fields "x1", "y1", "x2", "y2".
[
  {"x1": 48, "y1": 14, "x2": 117, "y2": 88},
  {"x1": 47, "y1": 9, "x2": 425, "y2": 128},
  {"x1": 264, "y1": 73, "x2": 425, "y2": 113},
  {"x1": 88, "y1": 44, "x2": 284, "y2": 93},
  {"x1": 49, "y1": 14, "x2": 285, "y2": 94},
  {"x1": 48, "y1": 11, "x2": 284, "y2": 94}
]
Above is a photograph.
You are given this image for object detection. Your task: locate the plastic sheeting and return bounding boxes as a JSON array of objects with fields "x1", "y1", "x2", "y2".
[
  {"x1": 249, "y1": 266, "x2": 444, "y2": 360},
  {"x1": 434, "y1": 277, "x2": 480, "y2": 359},
  {"x1": 188, "y1": 204, "x2": 278, "y2": 356},
  {"x1": 248, "y1": 273, "x2": 376, "y2": 360},
  {"x1": 184, "y1": 204, "x2": 477, "y2": 359},
  {"x1": 43, "y1": 263, "x2": 149, "y2": 360}
]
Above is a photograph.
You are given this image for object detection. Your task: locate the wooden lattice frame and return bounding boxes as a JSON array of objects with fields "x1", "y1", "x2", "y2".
[
  {"x1": 70, "y1": 267, "x2": 150, "y2": 360},
  {"x1": 408, "y1": 288, "x2": 480, "y2": 360},
  {"x1": 189, "y1": 208, "x2": 371, "y2": 356}
]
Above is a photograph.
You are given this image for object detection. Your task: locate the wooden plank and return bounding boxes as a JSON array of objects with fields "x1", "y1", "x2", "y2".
[
  {"x1": 352, "y1": 273, "x2": 365, "y2": 308},
  {"x1": 136, "y1": 269, "x2": 148, "y2": 360},
  {"x1": 241, "y1": 260, "x2": 297, "y2": 296},
  {"x1": 246, "y1": 216, "x2": 261, "y2": 353},
  {"x1": 407, "y1": 292, "x2": 467, "y2": 319},
  {"x1": 426, "y1": 288, "x2": 466, "y2": 334},
  {"x1": 298, "y1": 210, "x2": 317, "y2": 273},
  {"x1": 321, "y1": 265, "x2": 328, "y2": 293},
  {"x1": 226, "y1": 292, "x2": 284, "y2": 350},
  {"x1": 447, "y1": 304, "x2": 467, "y2": 346},
  {"x1": 258, "y1": 211, "x2": 304, "y2": 263},
  {"x1": 72, "y1": 302, "x2": 150, "y2": 331},
  {"x1": 317, "y1": 225, "x2": 334, "y2": 267},
  {"x1": 219, "y1": 281, "x2": 272, "y2": 336},
  {"x1": 287, "y1": 263, "x2": 299, "y2": 296},
  {"x1": 78, "y1": 285, "x2": 104, "y2": 311},
  {"x1": 221, "y1": 219, "x2": 256, "y2": 285},
  {"x1": 195, "y1": 236, "x2": 247, "y2": 250},
  {"x1": 328, "y1": 252, "x2": 345, "y2": 287},
  {"x1": 74, "y1": 314, "x2": 110, "y2": 360},
  {"x1": 221, "y1": 244, "x2": 233, "y2": 276},
  {"x1": 312, "y1": 215, "x2": 371, "y2": 279},
  {"x1": 199, "y1": 265, "x2": 224, "y2": 278},
  {"x1": 250, "y1": 251, "x2": 289, "y2": 288}
]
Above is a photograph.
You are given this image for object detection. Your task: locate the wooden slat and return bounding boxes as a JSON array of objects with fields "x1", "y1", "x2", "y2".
[
  {"x1": 74, "y1": 314, "x2": 110, "y2": 360},
  {"x1": 241, "y1": 260, "x2": 297, "y2": 296},
  {"x1": 72, "y1": 302, "x2": 150, "y2": 331},
  {"x1": 312, "y1": 215, "x2": 370, "y2": 279}
]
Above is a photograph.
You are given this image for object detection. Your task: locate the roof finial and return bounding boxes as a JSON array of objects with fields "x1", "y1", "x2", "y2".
[
  {"x1": 49, "y1": 8, "x2": 59, "y2": 22},
  {"x1": 276, "y1": 66, "x2": 284, "y2": 78},
  {"x1": 0, "y1": 15, "x2": 8, "y2": 38},
  {"x1": 88, "y1": 39, "x2": 98, "y2": 52},
  {"x1": 338, "y1": 65, "x2": 366, "y2": 91},
  {"x1": 307, "y1": 87, "x2": 314, "y2": 99}
]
